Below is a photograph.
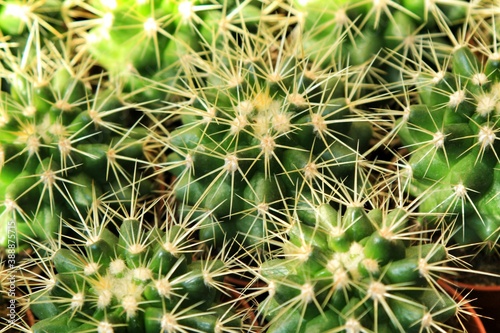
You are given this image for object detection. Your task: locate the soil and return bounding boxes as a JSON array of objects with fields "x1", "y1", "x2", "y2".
[{"x1": 448, "y1": 248, "x2": 500, "y2": 286}]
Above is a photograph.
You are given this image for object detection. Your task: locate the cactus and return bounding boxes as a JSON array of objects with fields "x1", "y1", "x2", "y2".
[
  {"x1": 289, "y1": 0, "x2": 475, "y2": 94},
  {"x1": 0, "y1": 30, "x2": 154, "y2": 249},
  {"x1": 249, "y1": 185, "x2": 473, "y2": 333},
  {"x1": 396, "y1": 24, "x2": 500, "y2": 252},
  {"x1": 2, "y1": 1, "x2": 500, "y2": 332},
  {"x1": 17, "y1": 195, "x2": 251, "y2": 333},
  {"x1": 65, "y1": 0, "x2": 293, "y2": 104},
  {"x1": 146, "y1": 21, "x2": 388, "y2": 254}
]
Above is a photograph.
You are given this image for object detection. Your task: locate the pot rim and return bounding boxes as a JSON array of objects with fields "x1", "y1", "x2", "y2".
[{"x1": 438, "y1": 278, "x2": 487, "y2": 333}]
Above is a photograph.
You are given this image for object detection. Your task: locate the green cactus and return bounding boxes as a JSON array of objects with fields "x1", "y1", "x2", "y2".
[
  {"x1": 2, "y1": 1, "x2": 500, "y2": 332},
  {"x1": 18, "y1": 197, "x2": 250, "y2": 333},
  {"x1": 251, "y1": 196, "x2": 470, "y2": 333},
  {"x1": 397, "y1": 32, "x2": 500, "y2": 251},
  {"x1": 65, "y1": 0, "x2": 292, "y2": 104},
  {"x1": 147, "y1": 23, "x2": 385, "y2": 253},
  {"x1": 289, "y1": 0, "x2": 473, "y2": 90},
  {"x1": 0, "y1": 31, "x2": 154, "y2": 249}
]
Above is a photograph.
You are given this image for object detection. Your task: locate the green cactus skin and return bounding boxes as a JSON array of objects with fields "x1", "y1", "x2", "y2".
[
  {"x1": 397, "y1": 41, "x2": 500, "y2": 250},
  {"x1": 254, "y1": 203, "x2": 463, "y2": 333}
]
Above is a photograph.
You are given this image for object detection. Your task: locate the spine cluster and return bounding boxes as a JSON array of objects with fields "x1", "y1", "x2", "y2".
[{"x1": 158, "y1": 27, "x2": 377, "y2": 252}]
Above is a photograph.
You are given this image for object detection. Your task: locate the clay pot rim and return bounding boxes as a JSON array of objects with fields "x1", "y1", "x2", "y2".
[
  {"x1": 438, "y1": 279, "x2": 487, "y2": 333},
  {"x1": 449, "y1": 280, "x2": 500, "y2": 291}
]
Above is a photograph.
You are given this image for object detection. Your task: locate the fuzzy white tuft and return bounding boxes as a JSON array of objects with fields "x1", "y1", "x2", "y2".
[
  {"x1": 98, "y1": 321, "x2": 114, "y2": 333},
  {"x1": 109, "y1": 259, "x2": 126, "y2": 275}
]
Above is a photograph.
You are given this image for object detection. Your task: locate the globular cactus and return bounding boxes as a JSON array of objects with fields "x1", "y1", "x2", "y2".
[
  {"x1": 0, "y1": 33, "x2": 153, "y2": 249},
  {"x1": 66, "y1": 0, "x2": 293, "y2": 104},
  {"x1": 19, "y1": 198, "x2": 250, "y2": 333},
  {"x1": 0, "y1": 0, "x2": 67, "y2": 42},
  {"x1": 149, "y1": 24, "x2": 382, "y2": 253},
  {"x1": 290, "y1": 0, "x2": 473, "y2": 90},
  {"x1": 397, "y1": 32, "x2": 500, "y2": 251},
  {"x1": 251, "y1": 194, "x2": 470, "y2": 333}
]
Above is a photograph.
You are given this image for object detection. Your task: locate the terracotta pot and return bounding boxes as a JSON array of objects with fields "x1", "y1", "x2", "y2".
[
  {"x1": 438, "y1": 279, "x2": 487, "y2": 333},
  {"x1": 223, "y1": 276, "x2": 262, "y2": 332},
  {"x1": 446, "y1": 279, "x2": 500, "y2": 332}
]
